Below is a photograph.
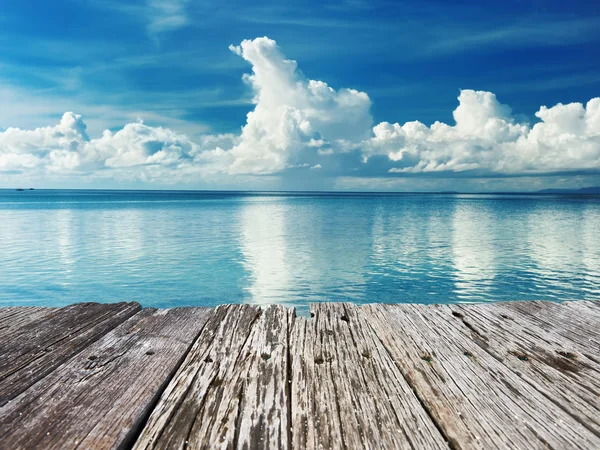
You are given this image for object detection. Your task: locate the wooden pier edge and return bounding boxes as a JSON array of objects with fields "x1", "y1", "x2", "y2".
[{"x1": 0, "y1": 299, "x2": 599, "y2": 449}]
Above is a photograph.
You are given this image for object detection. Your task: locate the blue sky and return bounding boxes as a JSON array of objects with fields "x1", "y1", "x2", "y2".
[{"x1": 0, "y1": 0, "x2": 599, "y2": 191}]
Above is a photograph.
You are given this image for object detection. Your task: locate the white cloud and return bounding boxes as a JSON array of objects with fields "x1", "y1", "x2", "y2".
[
  {"x1": 222, "y1": 37, "x2": 372, "y2": 174},
  {"x1": 146, "y1": 0, "x2": 191, "y2": 35},
  {"x1": 1, "y1": 37, "x2": 600, "y2": 188},
  {"x1": 0, "y1": 112, "x2": 201, "y2": 183},
  {"x1": 91, "y1": 0, "x2": 191, "y2": 36},
  {"x1": 366, "y1": 91, "x2": 600, "y2": 175}
]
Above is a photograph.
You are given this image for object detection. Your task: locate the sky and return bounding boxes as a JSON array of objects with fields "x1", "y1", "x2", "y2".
[{"x1": 0, "y1": 0, "x2": 599, "y2": 191}]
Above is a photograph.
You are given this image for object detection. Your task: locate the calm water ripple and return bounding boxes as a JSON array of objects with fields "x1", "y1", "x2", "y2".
[{"x1": 1, "y1": 190, "x2": 599, "y2": 314}]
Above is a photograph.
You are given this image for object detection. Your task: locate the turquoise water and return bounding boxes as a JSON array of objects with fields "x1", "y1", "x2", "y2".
[{"x1": 1, "y1": 190, "x2": 599, "y2": 314}]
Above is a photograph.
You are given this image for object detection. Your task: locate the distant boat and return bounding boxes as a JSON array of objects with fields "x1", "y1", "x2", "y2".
[
  {"x1": 29, "y1": 188, "x2": 34, "y2": 190},
  {"x1": 16, "y1": 188, "x2": 25, "y2": 191}
]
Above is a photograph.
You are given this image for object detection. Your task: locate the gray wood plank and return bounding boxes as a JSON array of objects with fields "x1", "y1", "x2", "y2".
[
  {"x1": 133, "y1": 304, "x2": 263, "y2": 449},
  {"x1": 361, "y1": 303, "x2": 600, "y2": 449},
  {"x1": 229, "y1": 304, "x2": 290, "y2": 450},
  {"x1": 496, "y1": 300, "x2": 600, "y2": 350},
  {"x1": 290, "y1": 311, "x2": 343, "y2": 448},
  {"x1": 0, "y1": 302, "x2": 141, "y2": 406},
  {"x1": 446, "y1": 303, "x2": 600, "y2": 437},
  {"x1": 0, "y1": 307, "x2": 212, "y2": 450},
  {"x1": 0, "y1": 307, "x2": 56, "y2": 339},
  {"x1": 291, "y1": 303, "x2": 449, "y2": 449}
]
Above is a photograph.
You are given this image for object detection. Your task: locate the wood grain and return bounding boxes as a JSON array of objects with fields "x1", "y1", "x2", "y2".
[
  {"x1": 291, "y1": 303, "x2": 448, "y2": 449},
  {"x1": 361, "y1": 303, "x2": 600, "y2": 449},
  {"x1": 0, "y1": 307, "x2": 56, "y2": 339},
  {"x1": 230, "y1": 304, "x2": 291, "y2": 450},
  {"x1": 0, "y1": 307, "x2": 212, "y2": 450},
  {"x1": 0, "y1": 300, "x2": 599, "y2": 449},
  {"x1": 447, "y1": 302, "x2": 600, "y2": 437},
  {"x1": 133, "y1": 304, "x2": 263, "y2": 449},
  {"x1": 499, "y1": 300, "x2": 600, "y2": 350},
  {"x1": 0, "y1": 302, "x2": 140, "y2": 406}
]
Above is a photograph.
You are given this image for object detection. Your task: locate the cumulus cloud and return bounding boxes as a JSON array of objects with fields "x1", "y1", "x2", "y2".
[
  {"x1": 0, "y1": 112, "x2": 207, "y2": 184},
  {"x1": 366, "y1": 91, "x2": 600, "y2": 175},
  {"x1": 219, "y1": 37, "x2": 372, "y2": 174},
  {"x1": 1, "y1": 36, "x2": 599, "y2": 187}
]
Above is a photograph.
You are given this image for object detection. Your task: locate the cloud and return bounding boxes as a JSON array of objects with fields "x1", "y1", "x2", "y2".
[
  {"x1": 213, "y1": 37, "x2": 372, "y2": 175},
  {"x1": 146, "y1": 0, "x2": 191, "y2": 35},
  {"x1": 425, "y1": 16, "x2": 600, "y2": 55},
  {"x1": 91, "y1": 0, "x2": 191, "y2": 36},
  {"x1": 1, "y1": 37, "x2": 600, "y2": 187},
  {"x1": 365, "y1": 91, "x2": 600, "y2": 175},
  {"x1": 0, "y1": 112, "x2": 201, "y2": 182}
]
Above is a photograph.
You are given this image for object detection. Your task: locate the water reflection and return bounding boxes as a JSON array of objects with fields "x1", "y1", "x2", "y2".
[
  {"x1": 56, "y1": 209, "x2": 75, "y2": 279},
  {"x1": 0, "y1": 191, "x2": 599, "y2": 309},
  {"x1": 582, "y1": 207, "x2": 600, "y2": 298},
  {"x1": 239, "y1": 200, "x2": 291, "y2": 305},
  {"x1": 525, "y1": 202, "x2": 591, "y2": 297},
  {"x1": 451, "y1": 202, "x2": 497, "y2": 299},
  {"x1": 238, "y1": 197, "x2": 372, "y2": 308}
]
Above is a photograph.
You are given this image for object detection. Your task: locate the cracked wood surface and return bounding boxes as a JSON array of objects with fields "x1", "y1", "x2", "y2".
[
  {"x1": 0, "y1": 300, "x2": 599, "y2": 449},
  {"x1": 290, "y1": 303, "x2": 448, "y2": 449},
  {"x1": 448, "y1": 302, "x2": 600, "y2": 437},
  {"x1": 0, "y1": 306, "x2": 56, "y2": 339},
  {"x1": 132, "y1": 304, "x2": 263, "y2": 449},
  {"x1": 0, "y1": 307, "x2": 212, "y2": 450},
  {"x1": 361, "y1": 303, "x2": 600, "y2": 449},
  {"x1": 0, "y1": 301, "x2": 141, "y2": 406},
  {"x1": 133, "y1": 304, "x2": 291, "y2": 450}
]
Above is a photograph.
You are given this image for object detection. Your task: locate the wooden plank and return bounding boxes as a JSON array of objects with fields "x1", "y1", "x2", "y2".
[
  {"x1": 361, "y1": 303, "x2": 600, "y2": 449},
  {"x1": 497, "y1": 301, "x2": 600, "y2": 350},
  {"x1": 446, "y1": 302, "x2": 600, "y2": 437},
  {"x1": 564, "y1": 300, "x2": 600, "y2": 314},
  {"x1": 0, "y1": 302, "x2": 140, "y2": 406},
  {"x1": 133, "y1": 304, "x2": 263, "y2": 449},
  {"x1": 452, "y1": 301, "x2": 600, "y2": 360},
  {"x1": 0, "y1": 307, "x2": 56, "y2": 339},
  {"x1": 135, "y1": 304, "x2": 291, "y2": 449},
  {"x1": 290, "y1": 311, "x2": 343, "y2": 448},
  {"x1": 290, "y1": 303, "x2": 448, "y2": 449},
  {"x1": 0, "y1": 307, "x2": 212, "y2": 450},
  {"x1": 231, "y1": 304, "x2": 290, "y2": 450}
]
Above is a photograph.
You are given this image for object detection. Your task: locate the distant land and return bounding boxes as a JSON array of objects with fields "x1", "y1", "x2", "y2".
[{"x1": 536, "y1": 187, "x2": 600, "y2": 194}]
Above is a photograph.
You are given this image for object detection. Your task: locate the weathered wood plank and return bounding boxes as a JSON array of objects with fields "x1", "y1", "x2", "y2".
[
  {"x1": 452, "y1": 301, "x2": 600, "y2": 361},
  {"x1": 0, "y1": 300, "x2": 598, "y2": 449},
  {"x1": 445, "y1": 303, "x2": 600, "y2": 437},
  {"x1": 0, "y1": 302, "x2": 140, "y2": 406},
  {"x1": 0, "y1": 307, "x2": 56, "y2": 339},
  {"x1": 229, "y1": 304, "x2": 290, "y2": 450},
  {"x1": 291, "y1": 303, "x2": 448, "y2": 449},
  {"x1": 0, "y1": 307, "x2": 212, "y2": 450},
  {"x1": 290, "y1": 311, "x2": 343, "y2": 448},
  {"x1": 133, "y1": 304, "x2": 263, "y2": 449},
  {"x1": 497, "y1": 301, "x2": 600, "y2": 350},
  {"x1": 361, "y1": 303, "x2": 600, "y2": 449}
]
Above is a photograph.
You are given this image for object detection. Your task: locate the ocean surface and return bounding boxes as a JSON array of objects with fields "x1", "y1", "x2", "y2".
[{"x1": 1, "y1": 190, "x2": 599, "y2": 315}]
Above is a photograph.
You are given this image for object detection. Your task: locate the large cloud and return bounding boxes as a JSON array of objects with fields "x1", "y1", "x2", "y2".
[
  {"x1": 366, "y1": 91, "x2": 600, "y2": 175},
  {"x1": 202, "y1": 37, "x2": 372, "y2": 175},
  {"x1": 1, "y1": 36, "x2": 599, "y2": 185},
  {"x1": 0, "y1": 113, "x2": 201, "y2": 182}
]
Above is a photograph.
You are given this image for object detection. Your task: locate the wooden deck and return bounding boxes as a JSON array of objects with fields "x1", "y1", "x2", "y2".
[{"x1": 0, "y1": 301, "x2": 599, "y2": 449}]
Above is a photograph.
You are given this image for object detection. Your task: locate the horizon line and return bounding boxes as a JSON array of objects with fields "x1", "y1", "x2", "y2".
[{"x1": 2, "y1": 187, "x2": 599, "y2": 195}]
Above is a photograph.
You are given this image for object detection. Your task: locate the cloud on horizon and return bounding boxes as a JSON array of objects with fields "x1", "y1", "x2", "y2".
[{"x1": 1, "y1": 37, "x2": 599, "y2": 187}]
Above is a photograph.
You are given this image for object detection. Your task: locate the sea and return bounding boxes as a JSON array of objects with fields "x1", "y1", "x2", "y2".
[{"x1": 1, "y1": 189, "x2": 599, "y2": 315}]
